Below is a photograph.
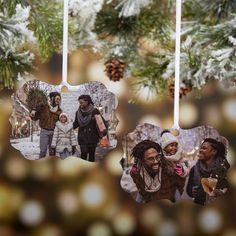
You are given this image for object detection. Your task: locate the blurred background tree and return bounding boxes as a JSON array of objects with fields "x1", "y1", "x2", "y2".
[{"x1": 1, "y1": 0, "x2": 236, "y2": 99}]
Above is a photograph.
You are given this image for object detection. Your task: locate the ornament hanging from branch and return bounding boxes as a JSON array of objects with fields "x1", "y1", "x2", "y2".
[
  {"x1": 120, "y1": 123, "x2": 231, "y2": 205},
  {"x1": 10, "y1": 80, "x2": 119, "y2": 161}
]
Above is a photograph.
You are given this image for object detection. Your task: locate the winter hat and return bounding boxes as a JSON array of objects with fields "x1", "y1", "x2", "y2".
[
  {"x1": 160, "y1": 131, "x2": 178, "y2": 149},
  {"x1": 78, "y1": 94, "x2": 94, "y2": 105},
  {"x1": 59, "y1": 113, "x2": 68, "y2": 120},
  {"x1": 49, "y1": 91, "x2": 61, "y2": 100}
]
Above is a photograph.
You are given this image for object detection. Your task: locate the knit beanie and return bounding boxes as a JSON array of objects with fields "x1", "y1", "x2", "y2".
[
  {"x1": 78, "y1": 94, "x2": 94, "y2": 105},
  {"x1": 160, "y1": 132, "x2": 178, "y2": 149},
  {"x1": 49, "y1": 91, "x2": 61, "y2": 100}
]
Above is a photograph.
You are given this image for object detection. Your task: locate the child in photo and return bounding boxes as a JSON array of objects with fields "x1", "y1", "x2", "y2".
[
  {"x1": 160, "y1": 130, "x2": 188, "y2": 177},
  {"x1": 51, "y1": 113, "x2": 77, "y2": 160},
  {"x1": 160, "y1": 130, "x2": 189, "y2": 200}
]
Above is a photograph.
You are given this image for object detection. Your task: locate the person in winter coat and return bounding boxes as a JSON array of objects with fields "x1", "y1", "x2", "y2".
[
  {"x1": 160, "y1": 130, "x2": 189, "y2": 200},
  {"x1": 73, "y1": 94, "x2": 103, "y2": 162},
  {"x1": 186, "y1": 138, "x2": 230, "y2": 205},
  {"x1": 129, "y1": 140, "x2": 185, "y2": 203},
  {"x1": 51, "y1": 113, "x2": 77, "y2": 160},
  {"x1": 160, "y1": 130, "x2": 189, "y2": 177},
  {"x1": 30, "y1": 92, "x2": 62, "y2": 158}
]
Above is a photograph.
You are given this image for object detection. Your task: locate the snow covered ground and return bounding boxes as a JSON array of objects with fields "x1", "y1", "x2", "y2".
[
  {"x1": 10, "y1": 133, "x2": 115, "y2": 161},
  {"x1": 10, "y1": 134, "x2": 41, "y2": 160}
]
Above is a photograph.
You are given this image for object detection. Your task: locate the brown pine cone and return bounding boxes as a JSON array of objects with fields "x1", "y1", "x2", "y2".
[
  {"x1": 104, "y1": 58, "x2": 125, "y2": 82},
  {"x1": 169, "y1": 80, "x2": 192, "y2": 99}
]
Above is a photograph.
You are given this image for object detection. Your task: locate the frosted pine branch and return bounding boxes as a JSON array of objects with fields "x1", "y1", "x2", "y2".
[
  {"x1": 0, "y1": 4, "x2": 35, "y2": 45},
  {"x1": 116, "y1": 0, "x2": 152, "y2": 17},
  {"x1": 69, "y1": 0, "x2": 104, "y2": 31}
]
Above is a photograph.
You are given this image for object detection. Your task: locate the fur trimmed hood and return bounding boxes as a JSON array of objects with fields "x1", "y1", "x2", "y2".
[{"x1": 55, "y1": 121, "x2": 73, "y2": 133}]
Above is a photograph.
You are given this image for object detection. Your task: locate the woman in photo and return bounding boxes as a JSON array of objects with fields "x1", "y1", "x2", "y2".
[
  {"x1": 186, "y1": 138, "x2": 230, "y2": 205},
  {"x1": 73, "y1": 95, "x2": 106, "y2": 162}
]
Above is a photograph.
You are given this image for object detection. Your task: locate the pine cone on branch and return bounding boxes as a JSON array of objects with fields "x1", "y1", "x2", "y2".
[
  {"x1": 104, "y1": 58, "x2": 125, "y2": 82},
  {"x1": 169, "y1": 80, "x2": 192, "y2": 99}
]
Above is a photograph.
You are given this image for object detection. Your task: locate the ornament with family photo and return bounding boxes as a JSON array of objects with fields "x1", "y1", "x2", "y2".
[
  {"x1": 10, "y1": 80, "x2": 118, "y2": 162},
  {"x1": 120, "y1": 123, "x2": 231, "y2": 206}
]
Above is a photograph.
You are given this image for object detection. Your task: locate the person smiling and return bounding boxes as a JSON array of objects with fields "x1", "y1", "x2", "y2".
[
  {"x1": 160, "y1": 130, "x2": 189, "y2": 200},
  {"x1": 186, "y1": 138, "x2": 230, "y2": 205},
  {"x1": 30, "y1": 92, "x2": 62, "y2": 158},
  {"x1": 73, "y1": 94, "x2": 104, "y2": 162},
  {"x1": 129, "y1": 140, "x2": 185, "y2": 203}
]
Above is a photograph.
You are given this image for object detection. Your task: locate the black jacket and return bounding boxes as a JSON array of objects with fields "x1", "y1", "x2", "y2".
[
  {"x1": 186, "y1": 157, "x2": 229, "y2": 205},
  {"x1": 73, "y1": 108, "x2": 100, "y2": 145}
]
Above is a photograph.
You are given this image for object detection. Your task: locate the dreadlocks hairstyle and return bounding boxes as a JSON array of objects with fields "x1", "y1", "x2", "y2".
[
  {"x1": 131, "y1": 140, "x2": 163, "y2": 161},
  {"x1": 78, "y1": 94, "x2": 94, "y2": 105},
  {"x1": 131, "y1": 140, "x2": 175, "y2": 175},
  {"x1": 203, "y1": 138, "x2": 226, "y2": 158}
]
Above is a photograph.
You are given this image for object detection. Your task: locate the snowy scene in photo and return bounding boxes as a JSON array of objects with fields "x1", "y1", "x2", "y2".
[{"x1": 10, "y1": 80, "x2": 118, "y2": 161}]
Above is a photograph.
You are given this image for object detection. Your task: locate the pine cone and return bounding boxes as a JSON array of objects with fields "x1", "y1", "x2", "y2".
[
  {"x1": 104, "y1": 58, "x2": 125, "y2": 82},
  {"x1": 169, "y1": 81, "x2": 192, "y2": 99}
]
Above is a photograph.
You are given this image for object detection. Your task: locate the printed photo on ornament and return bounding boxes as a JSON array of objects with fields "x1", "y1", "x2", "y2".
[
  {"x1": 120, "y1": 123, "x2": 231, "y2": 205},
  {"x1": 10, "y1": 80, "x2": 118, "y2": 162}
]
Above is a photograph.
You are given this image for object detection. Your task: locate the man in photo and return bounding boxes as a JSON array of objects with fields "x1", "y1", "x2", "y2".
[
  {"x1": 30, "y1": 91, "x2": 62, "y2": 158},
  {"x1": 128, "y1": 140, "x2": 185, "y2": 203}
]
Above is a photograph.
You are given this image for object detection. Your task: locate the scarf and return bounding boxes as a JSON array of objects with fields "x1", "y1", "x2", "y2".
[
  {"x1": 48, "y1": 101, "x2": 59, "y2": 113},
  {"x1": 77, "y1": 104, "x2": 94, "y2": 127},
  {"x1": 194, "y1": 156, "x2": 223, "y2": 185},
  {"x1": 164, "y1": 148, "x2": 183, "y2": 163},
  {"x1": 140, "y1": 165, "x2": 162, "y2": 193}
]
